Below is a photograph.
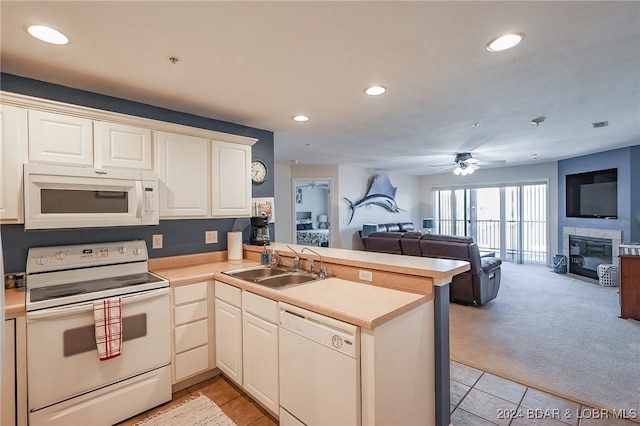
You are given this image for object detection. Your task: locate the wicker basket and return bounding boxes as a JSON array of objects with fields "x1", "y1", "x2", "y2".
[
  {"x1": 597, "y1": 264, "x2": 618, "y2": 287},
  {"x1": 553, "y1": 254, "x2": 567, "y2": 274}
]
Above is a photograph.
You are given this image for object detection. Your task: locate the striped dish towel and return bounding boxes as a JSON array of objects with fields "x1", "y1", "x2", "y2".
[{"x1": 93, "y1": 297, "x2": 123, "y2": 360}]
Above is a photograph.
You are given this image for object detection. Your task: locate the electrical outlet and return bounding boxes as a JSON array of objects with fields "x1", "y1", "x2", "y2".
[
  {"x1": 152, "y1": 234, "x2": 163, "y2": 249},
  {"x1": 205, "y1": 230, "x2": 218, "y2": 244},
  {"x1": 359, "y1": 269, "x2": 373, "y2": 282}
]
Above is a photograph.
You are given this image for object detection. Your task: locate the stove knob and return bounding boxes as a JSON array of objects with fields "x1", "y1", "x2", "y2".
[
  {"x1": 55, "y1": 251, "x2": 67, "y2": 260},
  {"x1": 133, "y1": 247, "x2": 142, "y2": 256},
  {"x1": 119, "y1": 246, "x2": 129, "y2": 255},
  {"x1": 36, "y1": 256, "x2": 48, "y2": 266}
]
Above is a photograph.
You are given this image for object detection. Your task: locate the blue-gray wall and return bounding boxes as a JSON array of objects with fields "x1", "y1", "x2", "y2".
[
  {"x1": 558, "y1": 145, "x2": 640, "y2": 253},
  {"x1": 1, "y1": 73, "x2": 275, "y2": 273}
]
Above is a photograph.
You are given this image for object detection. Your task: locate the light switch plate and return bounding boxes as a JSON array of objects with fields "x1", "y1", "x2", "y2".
[
  {"x1": 152, "y1": 234, "x2": 163, "y2": 249},
  {"x1": 205, "y1": 230, "x2": 218, "y2": 244}
]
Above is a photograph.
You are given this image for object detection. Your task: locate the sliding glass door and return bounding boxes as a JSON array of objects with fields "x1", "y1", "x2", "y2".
[{"x1": 433, "y1": 182, "x2": 548, "y2": 264}]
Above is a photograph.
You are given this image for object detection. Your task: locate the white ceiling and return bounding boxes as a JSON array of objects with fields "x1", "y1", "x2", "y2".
[{"x1": 2, "y1": 1, "x2": 639, "y2": 175}]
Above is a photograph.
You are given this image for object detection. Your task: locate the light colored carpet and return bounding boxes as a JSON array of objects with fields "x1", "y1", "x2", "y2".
[
  {"x1": 450, "y1": 262, "x2": 640, "y2": 415},
  {"x1": 134, "y1": 393, "x2": 236, "y2": 426}
]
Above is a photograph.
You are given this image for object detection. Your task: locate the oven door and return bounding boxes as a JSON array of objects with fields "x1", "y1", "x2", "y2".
[
  {"x1": 26, "y1": 287, "x2": 170, "y2": 411},
  {"x1": 23, "y1": 163, "x2": 159, "y2": 230}
]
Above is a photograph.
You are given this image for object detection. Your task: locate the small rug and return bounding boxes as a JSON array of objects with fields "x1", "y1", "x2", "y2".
[{"x1": 134, "y1": 393, "x2": 236, "y2": 426}]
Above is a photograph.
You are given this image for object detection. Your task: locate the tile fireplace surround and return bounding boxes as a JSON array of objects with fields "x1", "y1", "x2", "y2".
[{"x1": 562, "y1": 227, "x2": 622, "y2": 271}]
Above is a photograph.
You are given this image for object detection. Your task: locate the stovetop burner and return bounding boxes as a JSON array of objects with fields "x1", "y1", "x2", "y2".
[{"x1": 29, "y1": 273, "x2": 163, "y2": 304}]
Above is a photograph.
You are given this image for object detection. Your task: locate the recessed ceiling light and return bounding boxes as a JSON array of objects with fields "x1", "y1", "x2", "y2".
[
  {"x1": 364, "y1": 86, "x2": 386, "y2": 96},
  {"x1": 530, "y1": 154, "x2": 540, "y2": 160},
  {"x1": 26, "y1": 25, "x2": 69, "y2": 45},
  {"x1": 292, "y1": 115, "x2": 309, "y2": 122},
  {"x1": 486, "y1": 32, "x2": 524, "y2": 52}
]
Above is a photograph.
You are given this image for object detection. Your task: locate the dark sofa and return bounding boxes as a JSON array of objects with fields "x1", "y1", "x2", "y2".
[{"x1": 362, "y1": 231, "x2": 502, "y2": 306}]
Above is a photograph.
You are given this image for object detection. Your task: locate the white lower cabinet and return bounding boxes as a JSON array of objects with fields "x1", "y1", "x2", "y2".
[
  {"x1": 2, "y1": 319, "x2": 16, "y2": 426},
  {"x1": 1, "y1": 315, "x2": 26, "y2": 426},
  {"x1": 242, "y1": 291, "x2": 279, "y2": 415},
  {"x1": 214, "y1": 282, "x2": 279, "y2": 416},
  {"x1": 214, "y1": 282, "x2": 243, "y2": 385},
  {"x1": 171, "y1": 281, "x2": 215, "y2": 384}
]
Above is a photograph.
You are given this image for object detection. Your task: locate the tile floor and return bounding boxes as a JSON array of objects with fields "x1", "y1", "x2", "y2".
[
  {"x1": 117, "y1": 363, "x2": 638, "y2": 426},
  {"x1": 450, "y1": 361, "x2": 639, "y2": 426}
]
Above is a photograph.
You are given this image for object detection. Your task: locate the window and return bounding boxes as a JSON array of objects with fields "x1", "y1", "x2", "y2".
[{"x1": 433, "y1": 182, "x2": 548, "y2": 264}]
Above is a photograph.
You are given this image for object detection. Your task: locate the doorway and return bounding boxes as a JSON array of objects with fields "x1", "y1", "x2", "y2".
[{"x1": 293, "y1": 179, "x2": 331, "y2": 247}]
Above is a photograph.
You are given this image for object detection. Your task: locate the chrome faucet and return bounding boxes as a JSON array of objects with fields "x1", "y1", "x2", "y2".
[
  {"x1": 301, "y1": 247, "x2": 326, "y2": 278},
  {"x1": 286, "y1": 245, "x2": 301, "y2": 271}
]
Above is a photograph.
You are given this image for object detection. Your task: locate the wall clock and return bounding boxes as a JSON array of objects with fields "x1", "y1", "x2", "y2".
[{"x1": 251, "y1": 160, "x2": 268, "y2": 184}]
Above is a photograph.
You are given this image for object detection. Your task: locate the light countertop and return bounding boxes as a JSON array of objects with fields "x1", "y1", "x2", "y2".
[
  {"x1": 7, "y1": 244, "x2": 464, "y2": 329},
  {"x1": 4, "y1": 288, "x2": 26, "y2": 318},
  {"x1": 150, "y1": 251, "x2": 433, "y2": 329}
]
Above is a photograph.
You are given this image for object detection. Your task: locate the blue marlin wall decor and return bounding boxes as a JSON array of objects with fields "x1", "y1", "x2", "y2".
[{"x1": 343, "y1": 173, "x2": 403, "y2": 225}]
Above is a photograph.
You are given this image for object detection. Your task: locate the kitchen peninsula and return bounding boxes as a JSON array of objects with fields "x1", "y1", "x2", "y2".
[
  {"x1": 152, "y1": 242, "x2": 469, "y2": 426},
  {"x1": 3, "y1": 243, "x2": 468, "y2": 426}
]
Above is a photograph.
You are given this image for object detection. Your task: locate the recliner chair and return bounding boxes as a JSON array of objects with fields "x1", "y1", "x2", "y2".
[{"x1": 418, "y1": 234, "x2": 501, "y2": 306}]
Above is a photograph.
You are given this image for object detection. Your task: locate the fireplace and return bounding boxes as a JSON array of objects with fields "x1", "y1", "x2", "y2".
[{"x1": 563, "y1": 227, "x2": 621, "y2": 281}]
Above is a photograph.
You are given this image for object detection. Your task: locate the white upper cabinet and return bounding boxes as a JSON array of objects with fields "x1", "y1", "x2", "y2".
[
  {"x1": 94, "y1": 121, "x2": 153, "y2": 170},
  {"x1": 2, "y1": 91, "x2": 259, "y2": 221},
  {"x1": 211, "y1": 140, "x2": 251, "y2": 217},
  {"x1": 157, "y1": 131, "x2": 209, "y2": 217},
  {"x1": 0, "y1": 105, "x2": 27, "y2": 223},
  {"x1": 28, "y1": 110, "x2": 94, "y2": 166}
]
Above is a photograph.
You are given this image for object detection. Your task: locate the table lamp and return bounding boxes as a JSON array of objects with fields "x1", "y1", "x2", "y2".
[{"x1": 422, "y1": 218, "x2": 436, "y2": 234}]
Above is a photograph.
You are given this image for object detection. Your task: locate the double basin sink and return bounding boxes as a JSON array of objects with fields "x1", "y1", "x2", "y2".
[{"x1": 223, "y1": 266, "x2": 325, "y2": 289}]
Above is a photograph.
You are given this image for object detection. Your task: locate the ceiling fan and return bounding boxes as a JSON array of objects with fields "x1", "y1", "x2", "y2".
[{"x1": 430, "y1": 152, "x2": 505, "y2": 175}]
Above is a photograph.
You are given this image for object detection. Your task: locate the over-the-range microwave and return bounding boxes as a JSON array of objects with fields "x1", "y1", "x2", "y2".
[{"x1": 23, "y1": 163, "x2": 159, "y2": 230}]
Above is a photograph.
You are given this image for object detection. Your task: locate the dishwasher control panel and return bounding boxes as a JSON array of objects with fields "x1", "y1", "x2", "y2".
[{"x1": 279, "y1": 302, "x2": 359, "y2": 358}]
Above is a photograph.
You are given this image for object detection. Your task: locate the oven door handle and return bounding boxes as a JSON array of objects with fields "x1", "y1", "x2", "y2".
[{"x1": 27, "y1": 287, "x2": 170, "y2": 321}]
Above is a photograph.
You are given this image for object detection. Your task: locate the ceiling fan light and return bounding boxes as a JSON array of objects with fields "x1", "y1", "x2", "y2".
[
  {"x1": 486, "y1": 32, "x2": 524, "y2": 52},
  {"x1": 453, "y1": 167, "x2": 462, "y2": 176},
  {"x1": 26, "y1": 25, "x2": 69, "y2": 45},
  {"x1": 467, "y1": 167, "x2": 475, "y2": 175}
]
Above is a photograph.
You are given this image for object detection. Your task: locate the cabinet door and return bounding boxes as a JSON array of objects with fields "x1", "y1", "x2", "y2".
[
  {"x1": 157, "y1": 131, "x2": 209, "y2": 217},
  {"x1": 0, "y1": 105, "x2": 27, "y2": 223},
  {"x1": 28, "y1": 110, "x2": 93, "y2": 166},
  {"x1": 211, "y1": 140, "x2": 251, "y2": 217},
  {"x1": 2, "y1": 319, "x2": 16, "y2": 426},
  {"x1": 215, "y1": 298, "x2": 243, "y2": 385},
  {"x1": 243, "y1": 311, "x2": 279, "y2": 414},
  {"x1": 95, "y1": 121, "x2": 152, "y2": 170}
]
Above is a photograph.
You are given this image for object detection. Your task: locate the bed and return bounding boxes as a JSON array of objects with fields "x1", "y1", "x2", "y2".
[{"x1": 296, "y1": 211, "x2": 329, "y2": 247}]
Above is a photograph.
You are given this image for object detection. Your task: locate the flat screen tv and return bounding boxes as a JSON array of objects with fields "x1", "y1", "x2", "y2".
[{"x1": 566, "y1": 168, "x2": 618, "y2": 219}]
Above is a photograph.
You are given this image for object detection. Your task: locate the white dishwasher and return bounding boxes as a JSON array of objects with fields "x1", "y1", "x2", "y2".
[{"x1": 279, "y1": 302, "x2": 361, "y2": 426}]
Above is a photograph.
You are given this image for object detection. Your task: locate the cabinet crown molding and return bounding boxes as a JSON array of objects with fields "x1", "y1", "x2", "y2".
[{"x1": 0, "y1": 91, "x2": 258, "y2": 146}]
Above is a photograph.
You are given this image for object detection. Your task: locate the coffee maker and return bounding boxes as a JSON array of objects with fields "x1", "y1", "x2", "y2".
[{"x1": 250, "y1": 216, "x2": 270, "y2": 246}]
